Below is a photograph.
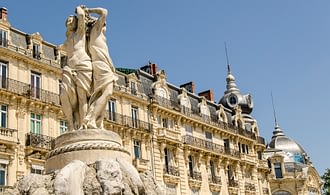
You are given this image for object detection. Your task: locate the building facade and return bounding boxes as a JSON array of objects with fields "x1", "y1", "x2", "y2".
[
  {"x1": 0, "y1": 6, "x2": 321, "y2": 195},
  {"x1": 264, "y1": 124, "x2": 322, "y2": 195}
]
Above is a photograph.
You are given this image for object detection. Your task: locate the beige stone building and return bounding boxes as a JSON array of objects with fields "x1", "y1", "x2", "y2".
[
  {"x1": 264, "y1": 124, "x2": 323, "y2": 195},
  {"x1": 0, "y1": 6, "x2": 321, "y2": 195}
]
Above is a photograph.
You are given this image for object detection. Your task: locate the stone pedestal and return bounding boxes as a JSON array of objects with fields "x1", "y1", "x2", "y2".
[{"x1": 45, "y1": 129, "x2": 130, "y2": 174}]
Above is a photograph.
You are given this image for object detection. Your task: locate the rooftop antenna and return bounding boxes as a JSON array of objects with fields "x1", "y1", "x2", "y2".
[
  {"x1": 224, "y1": 42, "x2": 231, "y2": 73},
  {"x1": 271, "y1": 92, "x2": 279, "y2": 126}
]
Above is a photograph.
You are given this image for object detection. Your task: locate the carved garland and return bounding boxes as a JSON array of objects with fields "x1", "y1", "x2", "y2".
[{"x1": 46, "y1": 142, "x2": 130, "y2": 159}]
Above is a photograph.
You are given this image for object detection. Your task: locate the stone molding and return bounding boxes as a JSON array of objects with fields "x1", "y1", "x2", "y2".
[{"x1": 46, "y1": 142, "x2": 130, "y2": 159}]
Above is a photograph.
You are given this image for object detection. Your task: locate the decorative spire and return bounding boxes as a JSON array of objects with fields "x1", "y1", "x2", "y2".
[
  {"x1": 224, "y1": 43, "x2": 239, "y2": 94},
  {"x1": 270, "y1": 94, "x2": 285, "y2": 139}
]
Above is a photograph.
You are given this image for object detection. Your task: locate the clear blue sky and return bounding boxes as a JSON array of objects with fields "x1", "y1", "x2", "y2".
[{"x1": 2, "y1": 1, "x2": 329, "y2": 175}]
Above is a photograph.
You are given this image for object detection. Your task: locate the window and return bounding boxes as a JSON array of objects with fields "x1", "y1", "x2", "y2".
[
  {"x1": 0, "y1": 105, "x2": 7, "y2": 128},
  {"x1": 227, "y1": 165, "x2": 234, "y2": 181},
  {"x1": 0, "y1": 61, "x2": 7, "y2": 88},
  {"x1": 30, "y1": 113, "x2": 41, "y2": 134},
  {"x1": 164, "y1": 148, "x2": 172, "y2": 172},
  {"x1": 188, "y1": 155, "x2": 194, "y2": 177},
  {"x1": 257, "y1": 151, "x2": 262, "y2": 160},
  {"x1": 108, "y1": 100, "x2": 116, "y2": 122},
  {"x1": 131, "y1": 107, "x2": 138, "y2": 128},
  {"x1": 59, "y1": 120, "x2": 68, "y2": 134},
  {"x1": 205, "y1": 131, "x2": 212, "y2": 141},
  {"x1": 242, "y1": 144, "x2": 246, "y2": 153},
  {"x1": 33, "y1": 43, "x2": 41, "y2": 59},
  {"x1": 210, "y1": 160, "x2": 216, "y2": 178},
  {"x1": 31, "y1": 168, "x2": 42, "y2": 174},
  {"x1": 0, "y1": 30, "x2": 8, "y2": 47},
  {"x1": 238, "y1": 143, "x2": 241, "y2": 153},
  {"x1": 60, "y1": 55, "x2": 67, "y2": 68},
  {"x1": 274, "y1": 163, "x2": 283, "y2": 179},
  {"x1": 133, "y1": 140, "x2": 141, "y2": 159},
  {"x1": 0, "y1": 164, "x2": 6, "y2": 185},
  {"x1": 185, "y1": 124, "x2": 192, "y2": 135},
  {"x1": 31, "y1": 72, "x2": 41, "y2": 99},
  {"x1": 162, "y1": 118, "x2": 168, "y2": 128},
  {"x1": 130, "y1": 81, "x2": 137, "y2": 95},
  {"x1": 224, "y1": 139, "x2": 230, "y2": 154}
]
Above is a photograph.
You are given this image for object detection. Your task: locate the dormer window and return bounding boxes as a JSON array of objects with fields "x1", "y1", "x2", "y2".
[
  {"x1": 33, "y1": 43, "x2": 41, "y2": 59},
  {"x1": 0, "y1": 29, "x2": 8, "y2": 47},
  {"x1": 274, "y1": 163, "x2": 283, "y2": 179},
  {"x1": 130, "y1": 81, "x2": 137, "y2": 95}
]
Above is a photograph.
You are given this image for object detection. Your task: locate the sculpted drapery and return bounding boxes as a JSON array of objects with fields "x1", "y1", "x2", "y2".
[{"x1": 60, "y1": 5, "x2": 118, "y2": 131}]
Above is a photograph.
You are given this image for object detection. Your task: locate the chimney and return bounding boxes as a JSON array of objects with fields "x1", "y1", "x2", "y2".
[
  {"x1": 198, "y1": 89, "x2": 214, "y2": 102},
  {"x1": 0, "y1": 7, "x2": 8, "y2": 21},
  {"x1": 140, "y1": 61, "x2": 158, "y2": 76},
  {"x1": 150, "y1": 63, "x2": 157, "y2": 75},
  {"x1": 180, "y1": 81, "x2": 195, "y2": 93}
]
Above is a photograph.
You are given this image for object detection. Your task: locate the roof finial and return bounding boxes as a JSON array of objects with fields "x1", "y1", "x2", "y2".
[
  {"x1": 271, "y1": 92, "x2": 279, "y2": 127},
  {"x1": 224, "y1": 42, "x2": 231, "y2": 73}
]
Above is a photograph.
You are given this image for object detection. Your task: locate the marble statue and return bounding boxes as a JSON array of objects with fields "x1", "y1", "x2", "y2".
[{"x1": 60, "y1": 5, "x2": 117, "y2": 131}]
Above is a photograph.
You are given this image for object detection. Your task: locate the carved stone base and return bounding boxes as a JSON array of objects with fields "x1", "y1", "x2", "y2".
[{"x1": 45, "y1": 129, "x2": 130, "y2": 173}]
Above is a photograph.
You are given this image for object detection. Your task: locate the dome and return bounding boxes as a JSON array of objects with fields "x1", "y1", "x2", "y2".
[
  {"x1": 268, "y1": 125, "x2": 307, "y2": 164},
  {"x1": 219, "y1": 65, "x2": 254, "y2": 114}
]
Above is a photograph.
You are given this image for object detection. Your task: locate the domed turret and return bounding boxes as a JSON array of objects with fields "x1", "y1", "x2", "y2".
[
  {"x1": 219, "y1": 65, "x2": 253, "y2": 114},
  {"x1": 268, "y1": 124, "x2": 308, "y2": 164}
]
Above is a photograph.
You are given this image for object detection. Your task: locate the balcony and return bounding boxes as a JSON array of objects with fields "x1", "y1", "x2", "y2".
[
  {"x1": 133, "y1": 158, "x2": 149, "y2": 172},
  {"x1": 113, "y1": 85, "x2": 147, "y2": 100},
  {"x1": 163, "y1": 165, "x2": 180, "y2": 184},
  {"x1": 105, "y1": 111, "x2": 124, "y2": 125},
  {"x1": 0, "y1": 127, "x2": 18, "y2": 144},
  {"x1": 0, "y1": 77, "x2": 60, "y2": 105},
  {"x1": 208, "y1": 175, "x2": 222, "y2": 192},
  {"x1": 4, "y1": 43, "x2": 61, "y2": 69},
  {"x1": 240, "y1": 153, "x2": 256, "y2": 164},
  {"x1": 245, "y1": 182, "x2": 256, "y2": 193},
  {"x1": 105, "y1": 112, "x2": 151, "y2": 133},
  {"x1": 209, "y1": 175, "x2": 222, "y2": 184},
  {"x1": 153, "y1": 95, "x2": 180, "y2": 111},
  {"x1": 228, "y1": 179, "x2": 239, "y2": 194},
  {"x1": 25, "y1": 133, "x2": 54, "y2": 151},
  {"x1": 188, "y1": 170, "x2": 202, "y2": 189},
  {"x1": 122, "y1": 116, "x2": 151, "y2": 133},
  {"x1": 158, "y1": 128, "x2": 180, "y2": 141},
  {"x1": 182, "y1": 135, "x2": 240, "y2": 158},
  {"x1": 164, "y1": 165, "x2": 180, "y2": 177}
]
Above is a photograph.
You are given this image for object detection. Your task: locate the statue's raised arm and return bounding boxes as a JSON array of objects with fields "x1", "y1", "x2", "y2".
[{"x1": 82, "y1": 6, "x2": 118, "y2": 129}]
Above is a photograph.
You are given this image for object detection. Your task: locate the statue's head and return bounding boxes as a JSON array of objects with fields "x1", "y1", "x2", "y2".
[{"x1": 65, "y1": 15, "x2": 78, "y2": 32}]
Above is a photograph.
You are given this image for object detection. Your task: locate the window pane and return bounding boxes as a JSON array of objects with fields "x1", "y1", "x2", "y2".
[{"x1": 0, "y1": 170, "x2": 5, "y2": 185}]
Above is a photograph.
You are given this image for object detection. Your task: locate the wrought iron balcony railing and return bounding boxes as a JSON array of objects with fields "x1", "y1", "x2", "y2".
[
  {"x1": 0, "y1": 77, "x2": 60, "y2": 105},
  {"x1": 245, "y1": 182, "x2": 256, "y2": 191},
  {"x1": 105, "y1": 111, "x2": 151, "y2": 133},
  {"x1": 182, "y1": 135, "x2": 240, "y2": 158},
  {"x1": 188, "y1": 170, "x2": 202, "y2": 181},
  {"x1": 228, "y1": 179, "x2": 239, "y2": 188},
  {"x1": 4, "y1": 43, "x2": 61, "y2": 69},
  {"x1": 122, "y1": 115, "x2": 151, "y2": 132},
  {"x1": 25, "y1": 133, "x2": 54, "y2": 151},
  {"x1": 208, "y1": 175, "x2": 222, "y2": 185},
  {"x1": 153, "y1": 95, "x2": 180, "y2": 110},
  {"x1": 163, "y1": 165, "x2": 180, "y2": 177}
]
